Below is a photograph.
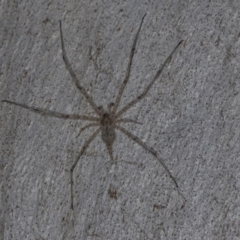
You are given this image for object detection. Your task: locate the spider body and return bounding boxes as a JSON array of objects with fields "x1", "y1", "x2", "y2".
[
  {"x1": 101, "y1": 113, "x2": 116, "y2": 147},
  {"x1": 101, "y1": 112, "x2": 113, "y2": 126},
  {"x1": 2, "y1": 14, "x2": 184, "y2": 209},
  {"x1": 102, "y1": 125, "x2": 116, "y2": 162},
  {"x1": 102, "y1": 124, "x2": 116, "y2": 144}
]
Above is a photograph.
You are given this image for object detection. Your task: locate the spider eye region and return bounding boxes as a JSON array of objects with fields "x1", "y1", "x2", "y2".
[{"x1": 101, "y1": 114, "x2": 112, "y2": 125}]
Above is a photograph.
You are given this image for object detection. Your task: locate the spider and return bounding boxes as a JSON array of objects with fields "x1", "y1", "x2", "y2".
[{"x1": 2, "y1": 15, "x2": 183, "y2": 210}]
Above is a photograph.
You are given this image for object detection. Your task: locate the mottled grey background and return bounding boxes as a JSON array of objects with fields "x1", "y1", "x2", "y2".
[{"x1": 1, "y1": 1, "x2": 240, "y2": 239}]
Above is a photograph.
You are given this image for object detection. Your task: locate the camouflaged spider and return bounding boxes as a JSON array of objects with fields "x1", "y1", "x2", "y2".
[{"x1": 2, "y1": 15, "x2": 183, "y2": 209}]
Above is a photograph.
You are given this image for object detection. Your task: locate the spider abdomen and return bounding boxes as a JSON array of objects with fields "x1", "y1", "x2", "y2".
[{"x1": 102, "y1": 125, "x2": 116, "y2": 145}]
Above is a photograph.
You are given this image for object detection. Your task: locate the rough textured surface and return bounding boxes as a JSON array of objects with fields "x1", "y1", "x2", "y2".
[{"x1": 1, "y1": 1, "x2": 240, "y2": 239}]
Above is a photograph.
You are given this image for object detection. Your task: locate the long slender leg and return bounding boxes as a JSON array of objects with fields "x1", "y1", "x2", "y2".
[
  {"x1": 2, "y1": 100, "x2": 99, "y2": 121},
  {"x1": 116, "y1": 118, "x2": 142, "y2": 124},
  {"x1": 59, "y1": 21, "x2": 100, "y2": 115},
  {"x1": 116, "y1": 40, "x2": 183, "y2": 118},
  {"x1": 70, "y1": 127, "x2": 101, "y2": 209},
  {"x1": 112, "y1": 14, "x2": 146, "y2": 115},
  {"x1": 76, "y1": 123, "x2": 100, "y2": 138},
  {"x1": 115, "y1": 125, "x2": 178, "y2": 188}
]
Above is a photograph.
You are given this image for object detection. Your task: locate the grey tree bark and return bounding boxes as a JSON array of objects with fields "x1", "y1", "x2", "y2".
[{"x1": 1, "y1": 1, "x2": 240, "y2": 239}]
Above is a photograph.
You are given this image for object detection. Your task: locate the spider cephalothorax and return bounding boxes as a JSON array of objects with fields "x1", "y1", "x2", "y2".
[
  {"x1": 101, "y1": 112, "x2": 113, "y2": 126},
  {"x1": 2, "y1": 14, "x2": 184, "y2": 209}
]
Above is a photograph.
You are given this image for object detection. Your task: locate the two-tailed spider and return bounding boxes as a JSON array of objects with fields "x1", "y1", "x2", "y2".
[{"x1": 3, "y1": 15, "x2": 183, "y2": 209}]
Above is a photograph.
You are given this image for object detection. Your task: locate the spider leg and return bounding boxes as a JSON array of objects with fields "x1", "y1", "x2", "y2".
[
  {"x1": 70, "y1": 127, "x2": 101, "y2": 210},
  {"x1": 112, "y1": 14, "x2": 146, "y2": 115},
  {"x1": 116, "y1": 40, "x2": 183, "y2": 118},
  {"x1": 116, "y1": 118, "x2": 142, "y2": 125},
  {"x1": 76, "y1": 122, "x2": 100, "y2": 138},
  {"x1": 115, "y1": 125, "x2": 178, "y2": 188},
  {"x1": 59, "y1": 21, "x2": 100, "y2": 115},
  {"x1": 2, "y1": 100, "x2": 98, "y2": 121}
]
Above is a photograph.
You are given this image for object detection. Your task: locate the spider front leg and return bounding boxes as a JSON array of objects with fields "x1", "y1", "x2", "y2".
[
  {"x1": 70, "y1": 128, "x2": 101, "y2": 210},
  {"x1": 2, "y1": 100, "x2": 98, "y2": 121},
  {"x1": 59, "y1": 21, "x2": 100, "y2": 115},
  {"x1": 116, "y1": 40, "x2": 183, "y2": 118},
  {"x1": 112, "y1": 14, "x2": 146, "y2": 115}
]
